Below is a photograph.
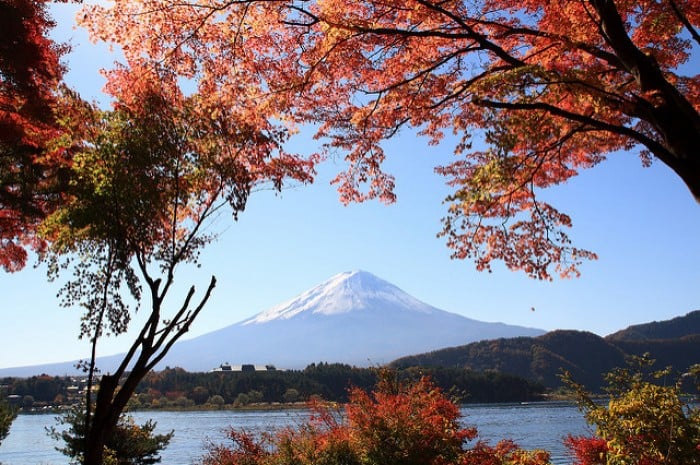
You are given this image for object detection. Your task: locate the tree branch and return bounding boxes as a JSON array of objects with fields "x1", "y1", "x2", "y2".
[
  {"x1": 472, "y1": 97, "x2": 672, "y2": 163},
  {"x1": 667, "y1": 0, "x2": 700, "y2": 46},
  {"x1": 146, "y1": 275, "x2": 216, "y2": 371}
]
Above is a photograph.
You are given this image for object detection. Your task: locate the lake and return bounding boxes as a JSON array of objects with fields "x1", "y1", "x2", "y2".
[{"x1": 0, "y1": 402, "x2": 590, "y2": 464}]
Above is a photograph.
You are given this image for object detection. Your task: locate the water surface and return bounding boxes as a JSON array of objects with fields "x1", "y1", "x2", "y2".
[{"x1": 0, "y1": 402, "x2": 589, "y2": 464}]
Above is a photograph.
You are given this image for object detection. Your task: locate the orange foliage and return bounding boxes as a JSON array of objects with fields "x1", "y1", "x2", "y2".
[
  {"x1": 201, "y1": 374, "x2": 550, "y2": 465},
  {"x1": 564, "y1": 435, "x2": 609, "y2": 465},
  {"x1": 345, "y1": 376, "x2": 476, "y2": 465},
  {"x1": 80, "y1": 0, "x2": 700, "y2": 279}
]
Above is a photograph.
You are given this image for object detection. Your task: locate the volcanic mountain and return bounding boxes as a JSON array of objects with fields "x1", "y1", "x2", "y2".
[
  {"x1": 154, "y1": 270, "x2": 545, "y2": 370},
  {"x1": 0, "y1": 270, "x2": 545, "y2": 375}
]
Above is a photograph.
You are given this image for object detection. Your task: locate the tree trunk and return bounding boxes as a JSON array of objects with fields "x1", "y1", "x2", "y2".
[
  {"x1": 592, "y1": 0, "x2": 700, "y2": 201},
  {"x1": 83, "y1": 374, "x2": 118, "y2": 465},
  {"x1": 81, "y1": 276, "x2": 215, "y2": 465}
]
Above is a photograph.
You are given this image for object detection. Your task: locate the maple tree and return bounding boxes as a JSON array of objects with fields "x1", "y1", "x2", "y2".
[
  {"x1": 81, "y1": 0, "x2": 700, "y2": 280},
  {"x1": 0, "y1": 0, "x2": 70, "y2": 272},
  {"x1": 344, "y1": 373, "x2": 477, "y2": 465},
  {"x1": 39, "y1": 63, "x2": 315, "y2": 465}
]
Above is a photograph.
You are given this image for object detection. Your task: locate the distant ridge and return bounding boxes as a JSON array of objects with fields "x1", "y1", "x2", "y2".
[
  {"x1": 391, "y1": 312, "x2": 700, "y2": 391},
  {"x1": 391, "y1": 330, "x2": 627, "y2": 390},
  {"x1": 606, "y1": 309, "x2": 700, "y2": 341},
  {"x1": 0, "y1": 270, "x2": 544, "y2": 376}
]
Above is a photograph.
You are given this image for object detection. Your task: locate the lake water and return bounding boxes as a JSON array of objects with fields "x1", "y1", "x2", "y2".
[{"x1": 0, "y1": 402, "x2": 590, "y2": 465}]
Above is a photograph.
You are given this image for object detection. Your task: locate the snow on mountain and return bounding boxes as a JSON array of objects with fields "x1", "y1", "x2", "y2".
[
  {"x1": 0, "y1": 270, "x2": 546, "y2": 376},
  {"x1": 242, "y1": 270, "x2": 436, "y2": 324},
  {"x1": 155, "y1": 270, "x2": 545, "y2": 370}
]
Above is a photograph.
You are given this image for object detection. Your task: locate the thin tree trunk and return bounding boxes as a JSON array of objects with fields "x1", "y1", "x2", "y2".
[
  {"x1": 81, "y1": 276, "x2": 216, "y2": 465},
  {"x1": 83, "y1": 374, "x2": 118, "y2": 465}
]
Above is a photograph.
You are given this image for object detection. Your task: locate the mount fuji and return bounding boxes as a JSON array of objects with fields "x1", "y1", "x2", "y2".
[
  {"x1": 149, "y1": 270, "x2": 545, "y2": 370},
  {"x1": 0, "y1": 271, "x2": 545, "y2": 375}
]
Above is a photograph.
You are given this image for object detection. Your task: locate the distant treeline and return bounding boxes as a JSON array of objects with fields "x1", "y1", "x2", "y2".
[
  {"x1": 0, "y1": 374, "x2": 78, "y2": 408},
  {"x1": 1, "y1": 363, "x2": 545, "y2": 409}
]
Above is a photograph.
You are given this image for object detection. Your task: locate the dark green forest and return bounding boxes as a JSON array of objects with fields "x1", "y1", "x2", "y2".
[
  {"x1": 1, "y1": 363, "x2": 544, "y2": 410},
  {"x1": 4, "y1": 311, "x2": 698, "y2": 410}
]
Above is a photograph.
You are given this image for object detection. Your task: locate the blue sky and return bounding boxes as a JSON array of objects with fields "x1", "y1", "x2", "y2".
[{"x1": 0, "y1": 4, "x2": 698, "y2": 370}]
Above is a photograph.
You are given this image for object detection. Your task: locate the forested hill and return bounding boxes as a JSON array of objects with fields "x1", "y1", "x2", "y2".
[
  {"x1": 391, "y1": 311, "x2": 700, "y2": 392},
  {"x1": 606, "y1": 310, "x2": 700, "y2": 340}
]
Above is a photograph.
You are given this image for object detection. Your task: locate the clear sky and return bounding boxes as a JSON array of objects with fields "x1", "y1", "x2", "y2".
[{"x1": 1, "y1": 4, "x2": 698, "y2": 370}]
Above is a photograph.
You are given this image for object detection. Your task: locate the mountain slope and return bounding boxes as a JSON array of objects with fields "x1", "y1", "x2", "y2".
[
  {"x1": 239, "y1": 270, "x2": 439, "y2": 323},
  {"x1": 0, "y1": 270, "x2": 545, "y2": 376},
  {"x1": 391, "y1": 331, "x2": 628, "y2": 390},
  {"x1": 161, "y1": 270, "x2": 545, "y2": 370},
  {"x1": 391, "y1": 315, "x2": 700, "y2": 391},
  {"x1": 606, "y1": 309, "x2": 700, "y2": 341}
]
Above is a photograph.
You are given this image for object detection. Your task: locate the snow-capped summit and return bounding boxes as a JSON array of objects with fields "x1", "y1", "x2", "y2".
[
  {"x1": 242, "y1": 270, "x2": 435, "y2": 324},
  {"x1": 0, "y1": 271, "x2": 546, "y2": 374},
  {"x1": 152, "y1": 270, "x2": 546, "y2": 369}
]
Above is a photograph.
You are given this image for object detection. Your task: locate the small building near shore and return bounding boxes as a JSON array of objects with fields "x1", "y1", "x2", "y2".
[{"x1": 211, "y1": 363, "x2": 277, "y2": 372}]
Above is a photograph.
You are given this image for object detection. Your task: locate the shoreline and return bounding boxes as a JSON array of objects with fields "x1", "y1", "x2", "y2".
[{"x1": 17, "y1": 397, "x2": 583, "y2": 415}]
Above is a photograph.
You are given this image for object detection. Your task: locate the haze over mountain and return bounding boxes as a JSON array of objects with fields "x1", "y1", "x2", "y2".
[{"x1": 0, "y1": 270, "x2": 544, "y2": 376}]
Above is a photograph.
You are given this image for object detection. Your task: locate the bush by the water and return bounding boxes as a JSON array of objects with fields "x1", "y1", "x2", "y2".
[
  {"x1": 201, "y1": 361, "x2": 700, "y2": 465},
  {"x1": 50, "y1": 405, "x2": 173, "y2": 465},
  {"x1": 564, "y1": 357, "x2": 700, "y2": 465},
  {"x1": 0, "y1": 400, "x2": 17, "y2": 446},
  {"x1": 201, "y1": 370, "x2": 551, "y2": 465}
]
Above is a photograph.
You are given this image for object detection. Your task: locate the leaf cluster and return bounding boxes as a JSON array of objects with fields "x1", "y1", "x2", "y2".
[
  {"x1": 564, "y1": 356, "x2": 700, "y2": 465},
  {"x1": 0, "y1": 0, "x2": 70, "y2": 272},
  {"x1": 38, "y1": 65, "x2": 314, "y2": 340}
]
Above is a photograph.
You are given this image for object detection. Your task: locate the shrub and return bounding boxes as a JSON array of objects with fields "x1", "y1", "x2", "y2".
[
  {"x1": 564, "y1": 357, "x2": 700, "y2": 465},
  {"x1": 345, "y1": 373, "x2": 475, "y2": 465},
  {"x1": 50, "y1": 405, "x2": 173, "y2": 465},
  {"x1": 282, "y1": 388, "x2": 300, "y2": 404},
  {"x1": 201, "y1": 370, "x2": 550, "y2": 465},
  {"x1": 208, "y1": 395, "x2": 226, "y2": 408},
  {"x1": 233, "y1": 393, "x2": 250, "y2": 407},
  {"x1": 0, "y1": 400, "x2": 17, "y2": 445},
  {"x1": 174, "y1": 396, "x2": 194, "y2": 408}
]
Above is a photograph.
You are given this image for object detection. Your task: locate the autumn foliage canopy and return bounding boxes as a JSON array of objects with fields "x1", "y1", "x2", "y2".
[
  {"x1": 79, "y1": 0, "x2": 700, "y2": 279},
  {"x1": 0, "y1": 0, "x2": 68, "y2": 271},
  {"x1": 1, "y1": 4, "x2": 697, "y2": 462},
  {"x1": 2, "y1": 1, "x2": 699, "y2": 279}
]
